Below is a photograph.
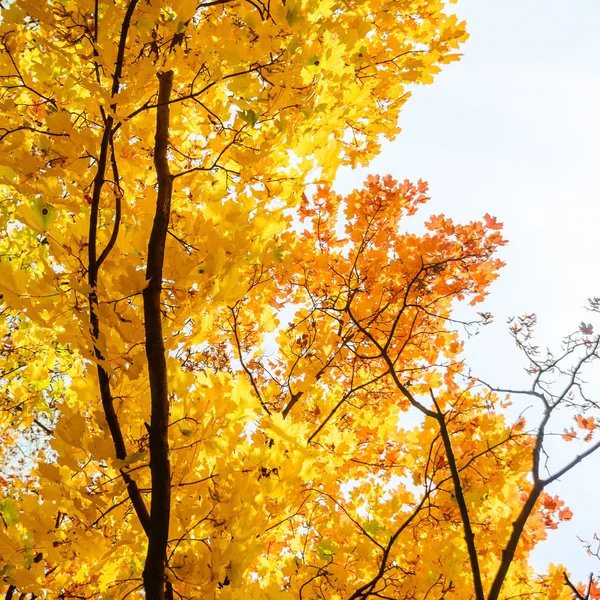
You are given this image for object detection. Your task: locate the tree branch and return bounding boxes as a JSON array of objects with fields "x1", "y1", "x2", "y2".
[
  {"x1": 487, "y1": 484, "x2": 543, "y2": 600},
  {"x1": 97, "y1": 134, "x2": 123, "y2": 269},
  {"x1": 86, "y1": 0, "x2": 150, "y2": 537},
  {"x1": 563, "y1": 572, "x2": 586, "y2": 599},
  {"x1": 141, "y1": 69, "x2": 174, "y2": 600},
  {"x1": 485, "y1": 406, "x2": 600, "y2": 600},
  {"x1": 430, "y1": 389, "x2": 485, "y2": 600},
  {"x1": 543, "y1": 437, "x2": 600, "y2": 487},
  {"x1": 229, "y1": 305, "x2": 271, "y2": 416},
  {"x1": 348, "y1": 492, "x2": 430, "y2": 600},
  {"x1": 0, "y1": 126, "x2": 67, "y2": 142}
]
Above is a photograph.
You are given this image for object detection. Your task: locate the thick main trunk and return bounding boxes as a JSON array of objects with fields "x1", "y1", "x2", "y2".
[{"x1": 142, "y1": 70, "x2": 174, "y2": 600}]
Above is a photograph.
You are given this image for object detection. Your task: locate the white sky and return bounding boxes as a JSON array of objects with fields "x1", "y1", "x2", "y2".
[{"x1": 334, "y1": 0, "x2": 600, "y2": 583}]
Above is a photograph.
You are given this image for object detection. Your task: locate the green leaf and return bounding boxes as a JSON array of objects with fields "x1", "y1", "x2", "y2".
[
  {"x1": 362, "y1": 519, "x2": 379, "y2": 537},
  {"x1": 0, "y1": 498, "x2": 19, "y2": 526},
  {"x1": 33, "y1": 197, "x2": 55, "y2": 231},
  {"x1": 238, "y1": 109, "x2": 258, "y2": 127},
  {"x1": 286, "y1": 8, "x2": 298, "y2": 25},
  {"x1": 0, "y1": 166, "x2": 17, "y2": 182},
  {"x1": 305, "y1": 56, "x2": 321, "y2": 75},
  {"x1": 316, "y1": 539, "x2": 337, "y2": 559}
]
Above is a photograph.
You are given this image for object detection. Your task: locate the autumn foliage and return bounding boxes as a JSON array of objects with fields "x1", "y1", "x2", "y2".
[{"x1": 1, "y1": 1, "x2": 599, "y2": 600}]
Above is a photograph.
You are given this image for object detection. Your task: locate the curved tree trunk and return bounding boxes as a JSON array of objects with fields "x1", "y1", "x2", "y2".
[{"x1": 142, "y1": 69, "x2": 174, "y2": 600}]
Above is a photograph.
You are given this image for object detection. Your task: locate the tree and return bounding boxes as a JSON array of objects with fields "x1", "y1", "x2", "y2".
[
  {"x1": 0, "y1": 0, "x2": 467, "y2": 598},
  {"x1": 1, "y1": 1, "x2": 599, "y2": 600}
]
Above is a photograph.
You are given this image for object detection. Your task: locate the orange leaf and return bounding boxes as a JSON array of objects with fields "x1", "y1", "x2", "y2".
[
  {"x1": 542, "y1": 495, "x2": 558, "y2": 510},
  {"x1": 558, "y1": 507, "x2": 573, "y2": 521},
  {"x1": 576, "y1": 414, "x2": 596, "y2": 431},
  {"x1": 483, "y1": 213, "x2": 503, "y2": 230}
]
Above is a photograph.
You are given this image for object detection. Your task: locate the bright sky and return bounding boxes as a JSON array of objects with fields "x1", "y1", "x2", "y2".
[{"x1": 335, "y1": 0, "x2": 600, "y2": 583}]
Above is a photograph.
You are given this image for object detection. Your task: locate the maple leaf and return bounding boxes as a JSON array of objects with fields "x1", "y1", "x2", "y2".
[
  {"x1": 483, "y1": 213, "x2": 503, "y2": 230},
  {"x1": 542, "y1": 495, "x2": 558, "y2": 510},
  {"x1": 576, "y1": 414, "x2": 597, "y2": 431},
  {"x1": 558, "y1": 507, "x2": 573, "y2": 521}
]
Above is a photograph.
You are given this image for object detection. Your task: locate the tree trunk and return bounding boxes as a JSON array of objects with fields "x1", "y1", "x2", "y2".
[{"x1": 142, "y1": 70, "x2": 174, "y2": 600}]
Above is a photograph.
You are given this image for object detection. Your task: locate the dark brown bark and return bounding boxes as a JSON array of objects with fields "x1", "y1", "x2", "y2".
[
  {"x1": 141, "y1": 70, "x2": 174, "y2": 600},
  {"x1": 87, "y1": 0, "x2": 150, "y2": 535},
  {"x1": 430, "y1": 391, "x2": 485, "y2": 600},
  {"x1": 487, "y1": 436, "x2": 600, "y2": 600},
  {"x1": 486, "y1": 485, "x2": 542, "y2": 600}
]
